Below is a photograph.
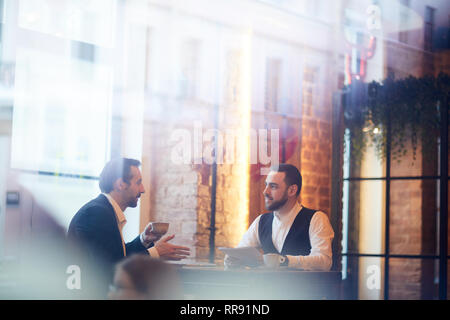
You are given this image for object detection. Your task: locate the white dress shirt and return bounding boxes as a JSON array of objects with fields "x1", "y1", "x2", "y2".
[
  {"x1": 237, "y1": 201, "x2": 334, "y2": 271},
  {"x1": 103, "y1": 193, "x2": 159, "y2": 258}
]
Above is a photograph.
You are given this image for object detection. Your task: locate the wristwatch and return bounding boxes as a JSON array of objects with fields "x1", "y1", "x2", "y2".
[{"x1": 280, "y1": 255, "x2": 289, "y2": 267}]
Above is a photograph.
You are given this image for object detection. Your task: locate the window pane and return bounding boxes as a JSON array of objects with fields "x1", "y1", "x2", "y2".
[
  {"x1": 11, "y1": 49, "x2": 112, "y2": 177},
  {"x1": 448, "y1": 180, "x2": 450, "y2": 256},
  {"x1": 389, "y1": 258, "x2": 438, "y2": 300},
  {"x1": 448, "y1": 259, "x2": 450, "y2": 300},
  {"x1": 344, "y1": 180, "x2": 386, "y2": 255},
  {"x1": 0, "y1": 0, "x2": 447, "y2": 301},
  {"x1": 18, "y1": 0, "x2": 116, "y2": 47},
  {"x1": 344, "y1": 131, "x2": 385, "y2": 179},
  {"x1": 342, "y1": 256, "x2": 384, "y2": 300},
  {"x1": 425, "y1": 6, "x2": 435, "y2": 24},
  {"x1": 390, "y1": 180, "x2": 439, "y2": 255},
  {"x1": 390, "y1": 134, "x2": 438, "y2": 178}
]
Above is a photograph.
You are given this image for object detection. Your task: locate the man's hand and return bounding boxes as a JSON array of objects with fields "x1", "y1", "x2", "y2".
[
  {"x1": 141, "y1": 222, "x2": 164, "y2": 248},
  {"x1": 224, "y1": 254, "x2": 242, "y2": 269},
  {"x1": 224, "y1": 248, "x2": 264, "y2": 269},
  {"x1": 155, "y1": 235, "x2": 190, "y2": 261}
]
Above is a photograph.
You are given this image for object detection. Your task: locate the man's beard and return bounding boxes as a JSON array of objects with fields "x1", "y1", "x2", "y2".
[
  {"x1": 265, "y1": 191, "x2": 289, "y2": 211},
  {"x1": 128, "y1": 194, "x2": 141, "y2": 208}
]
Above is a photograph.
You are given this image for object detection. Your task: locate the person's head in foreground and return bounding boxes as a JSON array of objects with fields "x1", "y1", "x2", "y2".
[{"x1": 108, "y1": 254, "x2": 181, "y2": 300}]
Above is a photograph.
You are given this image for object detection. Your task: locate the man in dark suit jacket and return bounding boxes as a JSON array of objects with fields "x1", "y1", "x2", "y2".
[
  {"x1": 68, "y1": 194, "x2": 147, "y2": 266},
  {"x1": 67, "y1": 158, "x2": 190, "y2": 297}
]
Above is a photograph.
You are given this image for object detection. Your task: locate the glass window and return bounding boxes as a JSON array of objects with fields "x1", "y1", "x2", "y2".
[
  {"x1": 389, "y1": 258, "x2": 439, "y2": 300},
  {"x1": 398, "y1": 0, "x2": 410, "y2": 44},
  {"x1": 344, "y1": 180, "x2": 386, "y2": 255},
  {"x1": 424, "y1": 6, "x2": 435, "y2": 51},
  {"x1": 448, "y1": 259, "x2": 450, "y2": 300},
  {"x1": 389, "y1": 180, "x2": 439, "y2": 256},
  {"x1": 448, "y1": 181, "x2": 450, "y2": 256},
  {"x1": 18, "y1": 0, "x2": 116, "y2": 47},
  {"x1": 343, "y1": 256, "x2": 385, "y2": 300},
  {"x1": 0, "y1": 0, "x2": 447, "y2": 300}
]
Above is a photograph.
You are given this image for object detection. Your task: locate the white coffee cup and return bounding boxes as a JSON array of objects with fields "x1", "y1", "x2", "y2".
[{"x1": 263, "y1": 253, "x2": 284, "y2": 269}]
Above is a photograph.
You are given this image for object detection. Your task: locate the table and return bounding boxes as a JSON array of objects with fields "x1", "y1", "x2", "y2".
[{"x1": 174, "y1": 265, "x2": 341, "y2": 300}]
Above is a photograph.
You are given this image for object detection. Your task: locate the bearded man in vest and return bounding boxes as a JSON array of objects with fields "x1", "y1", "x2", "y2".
[{"x1": 225, "y1": 163, "x2": 334, "y2": 270}]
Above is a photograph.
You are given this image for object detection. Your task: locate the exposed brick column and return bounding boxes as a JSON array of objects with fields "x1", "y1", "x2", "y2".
[
  {"x1": 388, "y1": 137, "x2": 440, "y2": 299},
  {"x1": 142, "y1": 121, "x2": 200, "y2": 259},
  {"x1": 300, "y1": 118, "x2": 332, "y2": 215}
]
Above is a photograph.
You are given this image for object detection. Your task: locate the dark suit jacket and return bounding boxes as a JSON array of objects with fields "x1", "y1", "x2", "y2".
[{"x1": 67, "y1": 194, "x2": 152, "y2": 296}]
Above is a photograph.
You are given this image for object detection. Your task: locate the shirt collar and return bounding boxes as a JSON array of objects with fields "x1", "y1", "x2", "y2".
[
  {"x1": 274, "y1": 201, "x2": 302, "y2": 223},
  {"x1": 103, "y1": 193, "x2": 127, "y2": 225}
]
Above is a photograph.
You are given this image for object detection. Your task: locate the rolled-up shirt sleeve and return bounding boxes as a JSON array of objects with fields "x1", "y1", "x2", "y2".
[{"x1": 286, "y1": 211, "x2": 334, "y2": 271}]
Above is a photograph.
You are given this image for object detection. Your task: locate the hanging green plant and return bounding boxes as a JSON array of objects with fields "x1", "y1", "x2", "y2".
[{"x1": 343, "y1": 72, "x2": 450, "y2": 163}]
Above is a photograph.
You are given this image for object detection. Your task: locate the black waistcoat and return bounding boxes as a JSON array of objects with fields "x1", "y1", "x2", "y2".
[{"x1": 258, "y1": 207, "x2": 317, "y2": 256}]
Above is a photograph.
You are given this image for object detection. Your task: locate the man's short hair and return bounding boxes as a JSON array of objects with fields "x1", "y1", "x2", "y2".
[
  {"x1": 99, "y1": 158, "x2": 141, "y2": 193},
  {"x1": 270, "y1": 163, "x2": 302, "y2": 197}
]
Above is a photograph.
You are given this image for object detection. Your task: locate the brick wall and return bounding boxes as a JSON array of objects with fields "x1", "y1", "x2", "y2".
[
  {"x1": 388, "y1": 141, "x2": 422, "y2": 300},
  {"x1": 388, "y1": 138, "x2": 439, "y2": 299},
  {"x1": 389, "y1": 258, "x2": 422, "y2": 299},
  {"x1": 142, "y1": 98, "x2": 251, "y2": 262},
  {"x1": 143, "y1": 120, "x2": 200, "y2": 259},
  {"x1": 300, "y1": 117, "x2": 332, "y2": 215},
  {"x1": 383, "y1": 38, "x2": 447, "y2": 300}
]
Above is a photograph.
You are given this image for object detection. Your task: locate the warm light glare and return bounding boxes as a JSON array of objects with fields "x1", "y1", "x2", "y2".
[{"x1": 233, "y1": 29, "x2": 252, "y2": 246}]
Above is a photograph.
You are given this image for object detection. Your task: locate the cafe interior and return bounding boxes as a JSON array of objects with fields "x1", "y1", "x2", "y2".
[{"x1": 0, "y1": 0, "x2": 449, "y2": 300}]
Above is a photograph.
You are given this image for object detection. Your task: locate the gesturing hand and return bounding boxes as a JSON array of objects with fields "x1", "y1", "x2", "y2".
[{"x1": 155, "y1": 235, "x2": 190, "y2": 261}]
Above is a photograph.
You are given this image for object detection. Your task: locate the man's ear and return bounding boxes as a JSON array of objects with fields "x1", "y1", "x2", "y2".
[
  {"x1": 113, "y1": 178, "x2": 125, "y2": 191},
  {"x1": 288, "y1": 184, "x2": 298, "y2": 197}
]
